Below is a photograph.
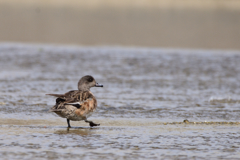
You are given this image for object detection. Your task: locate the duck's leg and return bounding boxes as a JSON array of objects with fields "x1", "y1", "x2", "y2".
[
  {"x1": 85, "y1": 120, "x2": 100, "y2": 127},
  {"x1": 67, "y1": 119, "x2": 71, "y2": 128}
]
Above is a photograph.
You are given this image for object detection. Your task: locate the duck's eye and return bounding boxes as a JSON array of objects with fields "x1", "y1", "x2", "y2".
[{"x1": 88, "y1": 77, "x2": 93, "y2": 82}]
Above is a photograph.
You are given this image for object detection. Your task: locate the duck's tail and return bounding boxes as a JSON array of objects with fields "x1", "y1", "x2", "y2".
[{"x1": 46, "y1": 94, "x2": 65, "y2": 98}]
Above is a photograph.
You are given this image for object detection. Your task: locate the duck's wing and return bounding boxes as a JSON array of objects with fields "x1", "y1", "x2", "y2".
[
  {"x1": 48, "y1": 90, "x2": 78, "y2": 112},
  {"x1": 64, "y1": 91, "x2": 97, "y2": 112},
  {"x1": 49, "y1": 91, "x2": 95, "y2": 111}
]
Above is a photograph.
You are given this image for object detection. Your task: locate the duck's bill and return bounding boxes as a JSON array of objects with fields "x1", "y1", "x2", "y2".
[{"x1": 95, "y1": 83, "x2": 103, "y2": 87}]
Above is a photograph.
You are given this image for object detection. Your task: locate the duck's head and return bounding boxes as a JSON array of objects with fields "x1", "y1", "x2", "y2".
[{"x1": 78, "y1": 75, "x2": 103, "y2": 91}]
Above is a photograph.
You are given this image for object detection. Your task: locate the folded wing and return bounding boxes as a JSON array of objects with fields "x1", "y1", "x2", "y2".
[{"x1": 47, "y1": 90, "x2": 94, "y2": 111}]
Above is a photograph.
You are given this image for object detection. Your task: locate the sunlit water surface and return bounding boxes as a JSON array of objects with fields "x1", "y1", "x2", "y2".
[{"x1": 0, "y1": 44, "x2": 240, "y2": 159}]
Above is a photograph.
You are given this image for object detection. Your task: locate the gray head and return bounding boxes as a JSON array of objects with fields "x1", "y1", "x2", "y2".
[{"x1": 78, "y1": 75, "x2": 103, "y2": 91}]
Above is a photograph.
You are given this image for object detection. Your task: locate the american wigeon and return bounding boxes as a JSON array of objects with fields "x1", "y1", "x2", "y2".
[{"x1": 47, "y1": 75, "x2": 103, "y2": 128}]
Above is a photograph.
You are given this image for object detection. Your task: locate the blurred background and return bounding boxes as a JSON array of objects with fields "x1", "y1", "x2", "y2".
[
  {"x1": 0, "y1": 0, "x2": 240, "y2": 50},
  {"x1": 1, "y1": 1, "x2": 240, "y2": 159}
]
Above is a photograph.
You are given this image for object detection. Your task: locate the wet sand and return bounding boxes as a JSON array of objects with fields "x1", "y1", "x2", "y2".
[
  {"x1": 1, "y1": 118, "x2": 240, "y2": 159},
  {"x1": 0, "y1": 43, "x2": 240, "y2": 159}
]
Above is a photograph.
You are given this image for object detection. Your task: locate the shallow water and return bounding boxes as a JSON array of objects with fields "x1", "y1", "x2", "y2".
[{"x1": 0, "y1": 43, "x2": 240, "y2": 159}]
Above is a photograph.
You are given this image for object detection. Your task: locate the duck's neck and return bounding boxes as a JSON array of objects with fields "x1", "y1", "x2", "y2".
[{"x1": 78, "y1": 85, "x2": 90, "y2": 91}]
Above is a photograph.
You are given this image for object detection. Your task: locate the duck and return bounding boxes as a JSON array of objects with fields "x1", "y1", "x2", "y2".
[{"x1": 47, "y1": 75, "x2": 103, "y2": 128}]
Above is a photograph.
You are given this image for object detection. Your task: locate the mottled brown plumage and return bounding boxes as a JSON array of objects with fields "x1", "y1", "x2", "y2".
[{"x1": 47, "y1": 75, "x2": 103, "y2": 128}]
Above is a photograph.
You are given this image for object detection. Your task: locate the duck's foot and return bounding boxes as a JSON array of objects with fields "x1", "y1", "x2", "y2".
[
  {"x1": 67, "y1": 119, "x2": 71, "y2": 128},
  {"x1": 89, "y1": 122, "x2": 100, "y2": 127},
  {"x1": 85, "y1": 120, "x2": 100, "y2": 127}
]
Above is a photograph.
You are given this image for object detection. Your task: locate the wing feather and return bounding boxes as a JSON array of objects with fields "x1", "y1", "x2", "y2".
[{"x1": 49, "y1": 91, "x2": 94, "y2": 111}]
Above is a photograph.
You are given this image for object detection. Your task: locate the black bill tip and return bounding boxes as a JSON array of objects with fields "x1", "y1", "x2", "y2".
[{"x1": 95, "y1": 83, "x2": 103, "y2": 87}]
